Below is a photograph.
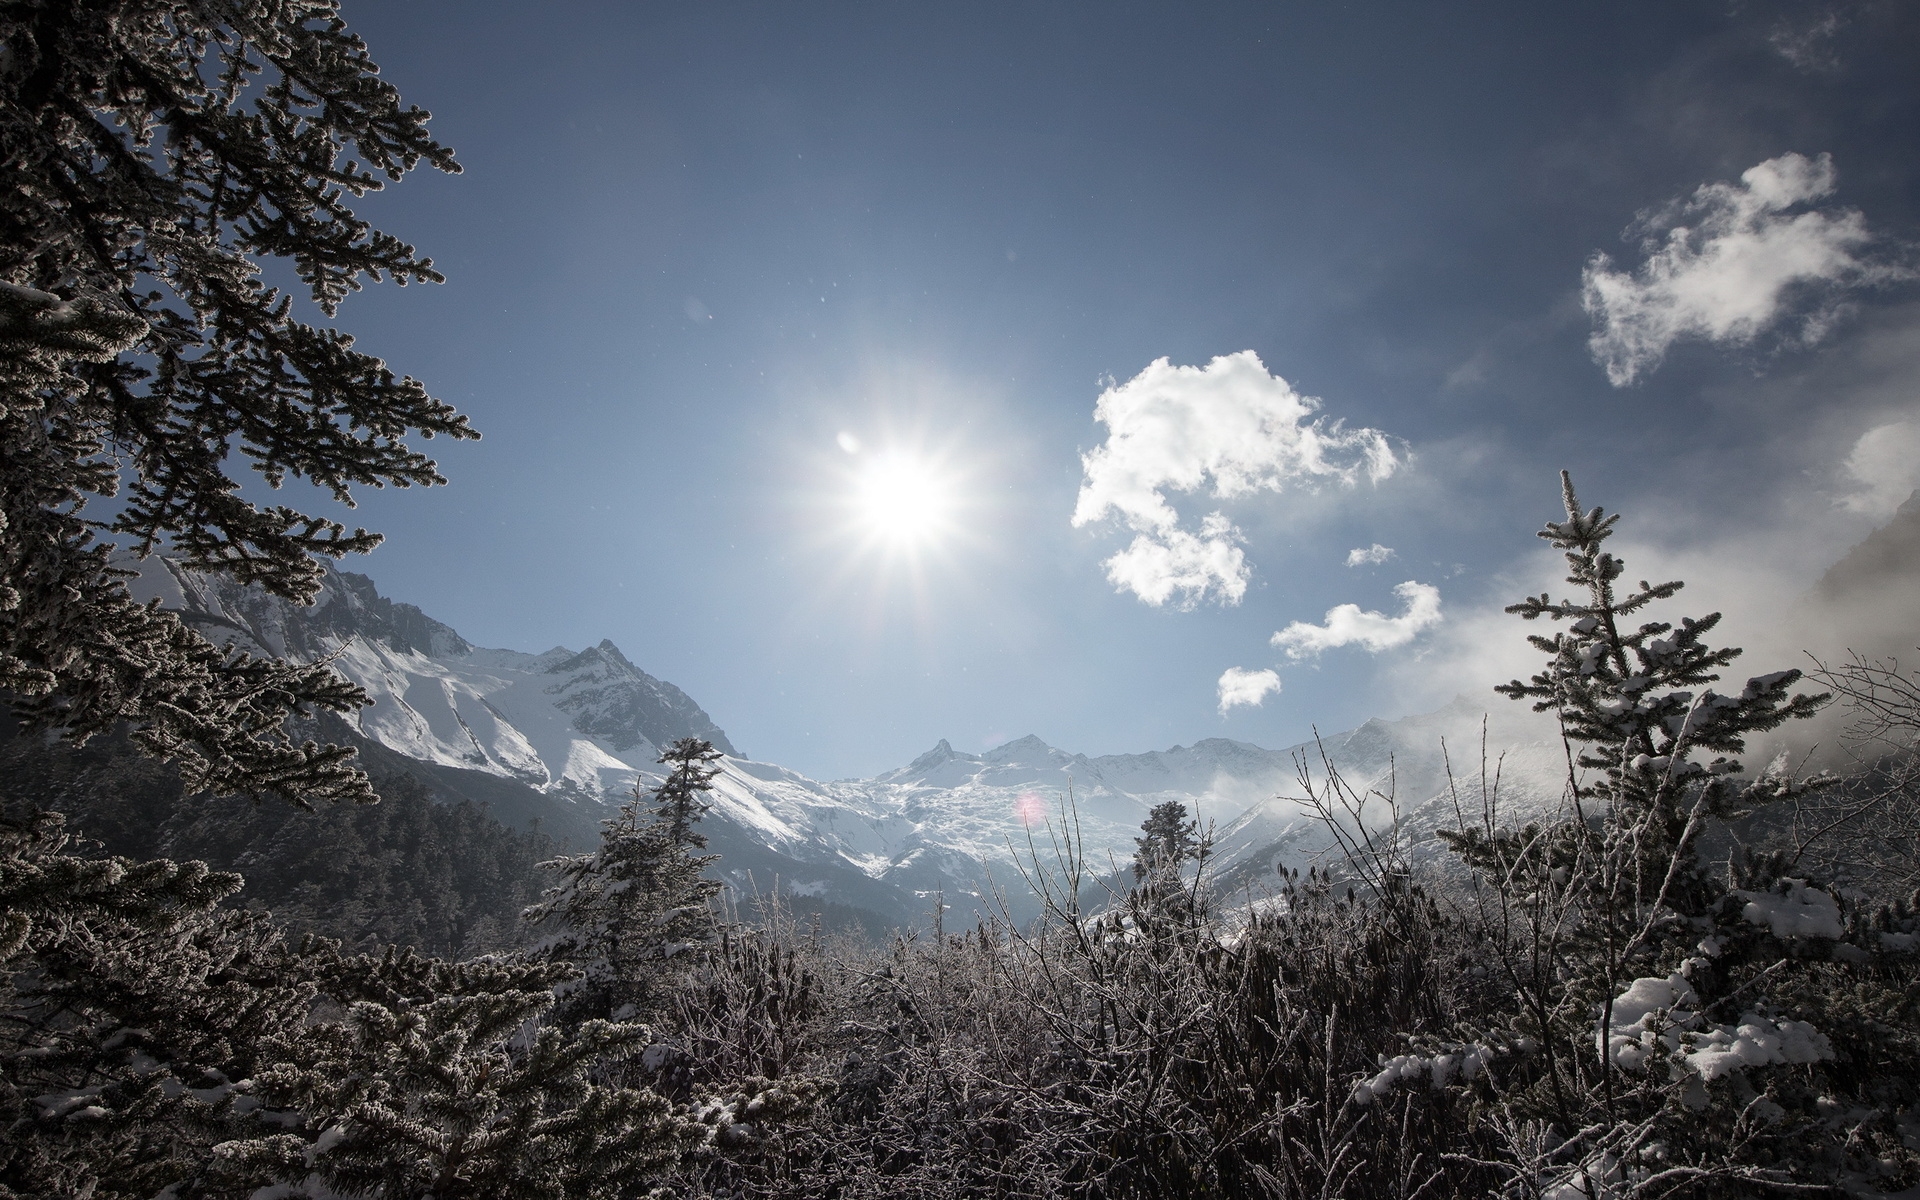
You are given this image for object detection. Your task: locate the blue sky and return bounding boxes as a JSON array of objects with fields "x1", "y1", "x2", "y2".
[{"x1": 314, "y1": 0, "x2": 1920, "y2": 779}]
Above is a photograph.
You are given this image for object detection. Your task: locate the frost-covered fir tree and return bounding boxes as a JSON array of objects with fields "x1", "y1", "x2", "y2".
[
  {"x1": 214, "y1": 945, "x2": 710, "y2": 1200},
  {"x1": 0, "y1": 0, "x2": 473, "y2": 804},
  {"x1": 1131, "y1": 799, "x2": 1203, "y2": 885},
  {"x1": 0, "y1": 808, "x2": 313, "y2": 1198},
  {"x1": 1422, "y1": 473, "x2": 1920, "y2": 1197},
  {"x1": 654, "y1": 736, "x2": 724, "y2": 850},
  {"x1": 1, "y1": 808, "x2": 716, "y2": 1199},
  {"x1": 527, "y1": 738, "x2": 727, "y2": 1023}
]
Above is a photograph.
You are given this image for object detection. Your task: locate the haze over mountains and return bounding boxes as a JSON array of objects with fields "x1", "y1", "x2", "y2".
[{"x1": 124, "y1": 492, "x2": 1916, "y2": 930}]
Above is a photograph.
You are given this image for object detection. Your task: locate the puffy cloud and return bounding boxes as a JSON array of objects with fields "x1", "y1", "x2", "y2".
[
  {"x1": 1272, "y1": 581, "x2": 1443, "y2": 658},
  {"x1": 1839, "y1": 419, "x2": 1920, "y2": 517},
  {"x1": 1346, "y1": 543, "x2": 1396, "y2": 567},
  {"x1": 1217, "y1": 666, "x2": 1281, "y2": 714},
  {"x1": 1582, "y1": 153, "x2": 1906, "y2": 386},
  {"x1": 1102, "y1": 514, "x2": 1247, "y2": 609},
  {"x1": 1073, "y1": 352, "x2": 1398, "y2": 608}
]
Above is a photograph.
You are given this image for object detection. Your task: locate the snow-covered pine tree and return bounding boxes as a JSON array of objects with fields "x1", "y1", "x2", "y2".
[
  {"x1": 1124, "y1": 798, "x2": 1213, "y2": 931},
  {"x1": 526, "y1": 738, "x2": 726, "y2": 1024},
  {"x1": 0, "y1": 807, "x2": 317, "y2": 1198},
  {"x1": 1430, "y1": 473, "x2": 1920, "y2": 1196},
  {"x1": 654, "y1": 736, "x2": 725, "y2": 851},
  {"x1": 0, "y1": 0, "x2": 473, "y2": 804},
  {"x1": 213, "y1": 944, "x2": 711, "y2": 1200},
  {"x1": 1, "y1": 807, "x2": 719, "y2": 1199}
]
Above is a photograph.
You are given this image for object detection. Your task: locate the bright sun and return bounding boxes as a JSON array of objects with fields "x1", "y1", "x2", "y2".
[{"x1": 853, "y1": 452, "x2": 954, "y2": 546}]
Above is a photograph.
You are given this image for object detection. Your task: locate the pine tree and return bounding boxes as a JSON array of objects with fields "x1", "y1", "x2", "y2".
[
  {"x1": 212, "y1": 944, "x2": 710, "y2": 1200},
  {"x1": 0, "y1": 807, "x2": 318, "y2": 1198},
  {"x1": 526, "y1": 739, "x2": 726, "y2": 1023},
  {"x1": 1131, "y1": 799, "x2": 1202, "y2": 883},
  {"x1": 0, "y1": 0, "x2": 473, "y2": 804},
  {"x1": 1431, "y1": 474, "x2": 1920, "y2": 1196},
  {"x1": 1, "y1": 807, "x2": 717, "y2": 1199},
  {"x1": 655, "y1": 736, "x2": 724, "y2": 850}
]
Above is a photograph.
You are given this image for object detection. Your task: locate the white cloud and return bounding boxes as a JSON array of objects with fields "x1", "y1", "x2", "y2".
[
  {"x1": 1346, "y1": 543, "x2": 1396, "y2": 567},
  {"x1": 1073, "y1": 351, "x2": 1399, "y2": 608},
  {"x1": 1272, "y1": 581, "x2": 1443, "y2": 658},
  {"x1": 1217, "y1": 666, "x2": 1281, "y2": 714},
  {"x1": 1582, "y1": 153, "x2": 1905, "y2": 386},
  {"x1": 1839, "y1": 419, "x2": 1920, "y2": 517},
  {"x1": 1101, "y1": 514, "x2": 1248, "y2": 608}
]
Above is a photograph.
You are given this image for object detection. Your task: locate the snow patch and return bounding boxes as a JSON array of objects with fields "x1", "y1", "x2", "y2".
[
  {"x1": 1738, "y1": 880, "x2": 1844, "y2": 939},
  {"x1": 1684, "y1": 1013, "x2": 1833, "y2": 1081}
]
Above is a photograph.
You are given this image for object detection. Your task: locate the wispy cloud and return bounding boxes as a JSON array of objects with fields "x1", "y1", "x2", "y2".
[
  {"x1": 1769, "y1": 10, "x2": 1846, "y2": 72},
  {"x1": 1073, "y1": 351, "x2": 1398, "y2": 608},
  {"x1": 1217, "y1": 666, "x2": 1282, "y2": 713},
  {"x1": 1582, "y1": 153, "x2": 1906, "y2": 386},
  {"x1": 1346, "y1": 543, "x2": 1396, "y2": 567},
  {"x1": 1272, "y1": 581, "x2": 1443, "y2": 658},
  {"x1": 1839, "y1": 419, "x2": 1920, "y2": 517}
]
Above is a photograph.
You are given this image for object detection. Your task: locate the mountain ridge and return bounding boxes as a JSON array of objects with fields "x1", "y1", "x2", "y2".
[{"x1": 125, "y1": 556, "x2": 1568, "y2": 925}]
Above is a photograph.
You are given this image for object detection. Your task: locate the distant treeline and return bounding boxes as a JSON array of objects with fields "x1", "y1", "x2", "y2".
[{"x1": 0, "y1": 711, "x2": 553, "y2": 958}]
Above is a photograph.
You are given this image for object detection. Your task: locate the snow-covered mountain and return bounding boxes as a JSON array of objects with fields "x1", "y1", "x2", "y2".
[
  {"x1": 132, "y1": 558, "x2": 734, "y2": 788},
  {"x1": 128, "y1": 558, "x2": 1567, "y2": 927}
]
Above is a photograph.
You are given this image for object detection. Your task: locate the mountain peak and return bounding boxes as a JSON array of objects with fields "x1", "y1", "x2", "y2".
[
  {"x1": 128, "y1": 556, "x2": 739, "y2": 772},
  {"x1": 908, "y1": 738, "x2": 960, "y2": 770},
  {"x1": 984, "y1": 734, "x2": 1055, "y2": 763},
  {"x1": 595, "y1": 638, "x2": 637, "y2": 670},
  {"x1": 542, "y1": 646, "x2": 736, "y2": 756}
]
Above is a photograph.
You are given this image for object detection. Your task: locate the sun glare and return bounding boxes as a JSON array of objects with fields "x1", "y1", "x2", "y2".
[{"x1": 853, "y1": 452, "x2": 954, "y2": 546}]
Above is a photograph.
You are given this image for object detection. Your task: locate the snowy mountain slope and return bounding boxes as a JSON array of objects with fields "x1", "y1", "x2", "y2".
[
  {"x1": 125, "y1": 557, "x2": 1569, "y2": 924},
  {"x1": 129, "y1": 558, "x2": 734, "y2": 800}
]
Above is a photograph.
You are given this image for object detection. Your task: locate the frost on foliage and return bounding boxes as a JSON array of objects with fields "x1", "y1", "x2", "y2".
[
  {"x1": 0, "y1": 0, "x2": 481, "y2": 805},
  {"x1": 688, "y1": 1077, "x2": 829, "y2": 1150},
  {"x1": 1738, "y1": 879, "x2": 1844, "y2": 940},
  {"x1": 1542, "y1": 1152, "x2": 1626, "y2": 1200}
]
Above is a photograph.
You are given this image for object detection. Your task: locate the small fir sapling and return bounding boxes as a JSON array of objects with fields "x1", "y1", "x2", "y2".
[
  {"x1": 525, "y1": 738, "x2": 726, "y2": 1023},
  {"x1": 1131, "y1": 799, "x2": 1204, "y2": 884},
  {"x1": 1427, "y1": 473, "x2": 1920, "y2": 1196}
]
